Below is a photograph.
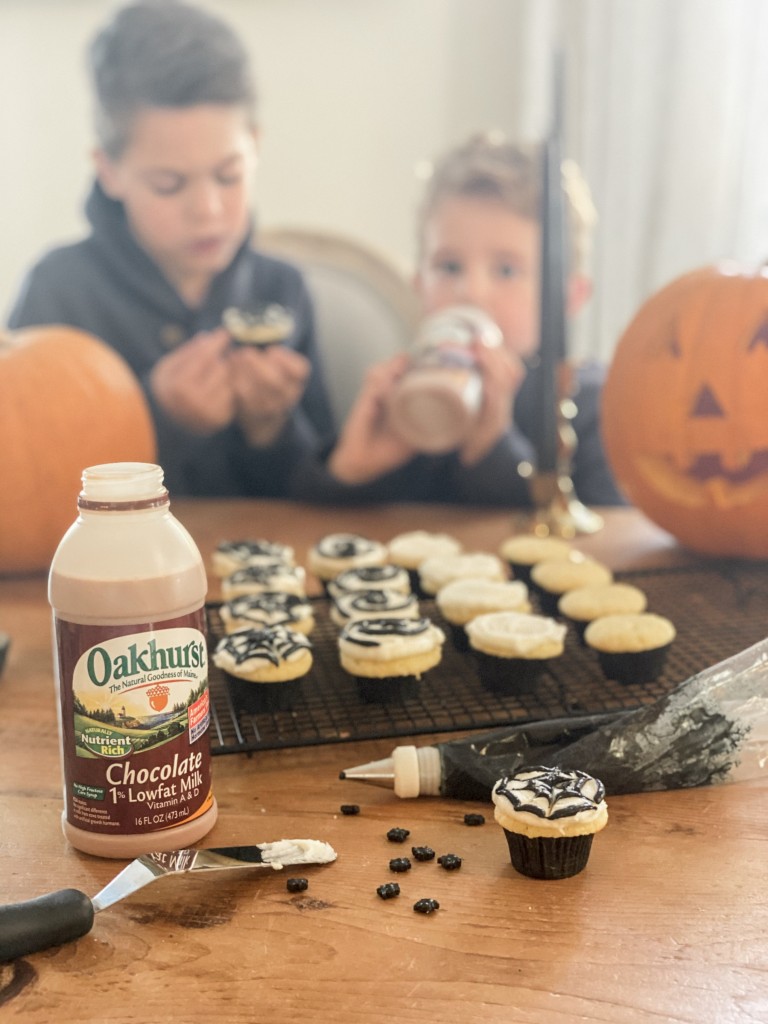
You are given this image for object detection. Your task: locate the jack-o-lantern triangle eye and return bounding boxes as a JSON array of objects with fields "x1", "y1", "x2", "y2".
[
  {"x1": 691, "y1": 385, "x2": 725, "y2": 418},
  {"x1": 748, "y1": 319, "x2": 768, "y2": 349}
]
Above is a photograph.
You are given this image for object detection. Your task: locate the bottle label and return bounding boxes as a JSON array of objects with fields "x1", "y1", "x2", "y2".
[{"x1": 55, "y1": 610, "x2": 215, "y2": 836}]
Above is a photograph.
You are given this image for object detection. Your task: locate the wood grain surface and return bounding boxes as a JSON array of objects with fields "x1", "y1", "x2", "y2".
[{"x1": 0, "y1": 501, "x2": 765, "y2": 1024}]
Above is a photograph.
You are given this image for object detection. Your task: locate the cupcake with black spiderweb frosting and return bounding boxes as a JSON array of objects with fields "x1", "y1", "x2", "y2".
[
  {"x1": 213, "y1": 624, "x2": 312, "y2": 711},
  {"x1": 219, "y1": 591, "x2": 315, "y2": 635},
  {"x1": 327, "y1": 564, "x2": 411, "y2": 600},
  {"x1": 492, "y1": 766, "x2": 608, "y2": 879},
  {"x1": 338, "y1": 616, "x2": 444, "y2": 702},
  {"x1": 212, "y1": 538, "x2": 295, "y2": 577},
  {"x1": 330, "y1": 588, "x2": 420, "y2": 628},
  {"x1": 308, "y1": 533, "x2": 388, "y2": 594}
]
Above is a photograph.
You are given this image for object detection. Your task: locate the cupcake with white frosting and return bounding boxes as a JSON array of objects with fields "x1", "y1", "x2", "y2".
[
  {"x1": 330, "y1": 588, "x2": 420, "y2": 628},
  {"x1": 529, "y1": 554, "x2": 613, "y2": 617},
  {"x1": 436, "y1": 577, "x2": 531, "y2": 651},
  {"x1": 338, "y1": 616, "x2": 444, "y2": 702},
  {"x1": 498, "y1": 534, "x2": 574, "y2": 583},
  {"x1": 558, "y1": 582, "x2": 647, "y2": 644},
  {"x1": 220, "y1": 562, "x2": 307, "y2": 599},
  {"x1": 492, "y1": 766, "x2": 608, "y2": 879},
  {"x1": 213, "y1": 624, "x2": 313, "y2": 711},
  {"x1": 387, "y1": 530, "x2": 463, "y2": 593},
  {"x1": 584, "y1": 612, "x2": 676, "y2": 685},
  {"x1": 465, "y1": 610, "x2": 566, "y2": 694},
  {"x1": 418, "y1": 552, "x2": 506, "y2": 597},
  {"x1": 308, "y1": 533, "x2": 388, "y2": 593},
  {"x1": 212, "y1": 538, "x2": 295, "y2": 577},
  {"x1": 327, "y1": 564, "x2": 411, "y2": 600},
  {"x1": 219, "y1": 592, "x2": 315, "y2": 635}
]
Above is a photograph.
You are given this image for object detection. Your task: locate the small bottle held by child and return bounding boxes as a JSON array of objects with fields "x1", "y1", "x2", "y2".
[
  {"x1": 388, "y1": 305, "x2": 503, "y2": 454},
  {"x1": 48, "y1": 462, "x2": 218, "y2": 858}
]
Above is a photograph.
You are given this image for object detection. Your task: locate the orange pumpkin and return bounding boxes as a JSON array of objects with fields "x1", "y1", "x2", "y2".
[
  {"x1": 602, "y1": 264, "x2": 768, "y2": 558},
  {"x1": 0, "y1": 325, "x2": 156, "y2": 574}
]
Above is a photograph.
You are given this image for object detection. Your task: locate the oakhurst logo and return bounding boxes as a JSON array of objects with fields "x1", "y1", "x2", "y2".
[{"x1": 80, "y1": 629, "x2": 207, "y2": 688}]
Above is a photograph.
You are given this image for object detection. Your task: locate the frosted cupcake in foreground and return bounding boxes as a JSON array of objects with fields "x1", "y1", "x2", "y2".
[
  {"x1": 338, "y1": 616, "x2": 445, "y2": 702},
  {"x1": 558, "y1": 582, "x2": 647, "y2": 644},
  {"x1": 213, "y1": 624, "x2": 313, "y2": 711},
  {"x1": 492, "y1": 766, "x2": 608, "y2": 879},
  {"x1": 223, "y1": 303, "x2": 295, "y2": 347},
  {"x1": 465, "y1": 611, "x2": 566, "y2": 693}
]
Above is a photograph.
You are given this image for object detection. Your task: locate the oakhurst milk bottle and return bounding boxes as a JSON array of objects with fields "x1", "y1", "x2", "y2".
[{"x1": 49, "y1": 463, "x2": 217, "y2": 857}]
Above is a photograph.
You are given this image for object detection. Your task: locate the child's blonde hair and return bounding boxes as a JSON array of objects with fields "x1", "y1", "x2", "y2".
[{"x1": 417, "y1": 131, "x2": 596, "y2": 275}]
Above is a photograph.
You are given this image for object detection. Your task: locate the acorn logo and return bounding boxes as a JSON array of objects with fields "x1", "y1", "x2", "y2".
[{"x1": 147, "y1": 683, "x2": 170, "y2": 712}]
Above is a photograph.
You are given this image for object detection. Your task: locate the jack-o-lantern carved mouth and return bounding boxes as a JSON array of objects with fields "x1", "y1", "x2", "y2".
[{"x1": 636, "y1": 450, "x2": 768, "y2": 509}]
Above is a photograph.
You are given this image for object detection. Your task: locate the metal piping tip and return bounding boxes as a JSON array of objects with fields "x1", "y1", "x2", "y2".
[{"x1": 338, "y1": 757, "x2": 396, "y2": 789}]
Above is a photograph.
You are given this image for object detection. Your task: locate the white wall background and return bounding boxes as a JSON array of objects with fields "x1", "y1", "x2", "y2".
[{"x1": 2, "y1": 0, "x2": 767, "y2": 363}]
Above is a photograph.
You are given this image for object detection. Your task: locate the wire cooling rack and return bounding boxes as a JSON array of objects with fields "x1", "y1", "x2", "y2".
[{"x1": 205, "y1": 561, "x2": 768, "y2": 756}]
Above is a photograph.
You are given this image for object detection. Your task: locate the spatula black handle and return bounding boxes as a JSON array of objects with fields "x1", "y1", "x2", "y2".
[{"x1": 0, "y1": 889, "x2": 95, "y2": 961}]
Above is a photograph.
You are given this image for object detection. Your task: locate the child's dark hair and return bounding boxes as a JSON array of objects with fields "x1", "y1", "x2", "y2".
[
  {"x1": 417, "y1": 131, "x2": 596, "y2": 273},
  {"x1": 89, "y1": 0, "x2": 257, "y2": 158}
]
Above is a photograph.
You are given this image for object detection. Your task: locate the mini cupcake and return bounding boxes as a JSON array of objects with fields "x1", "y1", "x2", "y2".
[
  {"x1": 308, "y1": 533, "x2": 388, "y2": 593},
  {"x1": 465, "y1": 611, "x2": 566, "y2": 694},
  {"x1": 212, "y1": 539, "x2": 295, "y2": 577},
  {"x1": 418, "y1": 552, "x2": 506, "y2": 597},
  {"x1": 221, "y1": 562, "x2": 307, "y2": 599},
  {"x1": 338, "y1": 616, "x2": 445, "y2": 703},
  {"x1": 584, "y1": 613, "x2": 676, "y2": 685},
  {"x1": 219, "y1": 592, "x2": 315, "y2": 635},
  {"x1": 223, "y1": 303, "x2": 295, "y2": 347},
  {"x1": 558, "y1": 583, "x2": 647, "y2": 644},
  {"x1": 435, "y1": 577, "x2": 531, "y2": 651},
  {"x1": 330, "y1": 588, "x2": 420, "y2": 628},
  {"x1": 529, "y1": 555, "x2": 613, "y2": 617},
  {"x1": 498, "y1": 534, "x2": 574, "y2": 584},
  {"x1": 212, "y1": 624, "x2": 313, "y2": 711},
  {"x1": 327, "y1": 564, "x2": 411, "y2": 600},
  {"x1": 492, "y1": 766, "x2": 608, "y2": 879},
  {"x1": 387, "y1": 530, "x2": 463, "y2": 594}
]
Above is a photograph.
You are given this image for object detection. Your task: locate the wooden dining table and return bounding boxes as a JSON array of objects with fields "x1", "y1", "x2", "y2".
[{"x1": 0, "y1": 499, "x2": 766, "y2": 1024}]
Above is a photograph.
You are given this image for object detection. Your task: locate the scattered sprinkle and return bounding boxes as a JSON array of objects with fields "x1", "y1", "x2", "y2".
[
  {"x1": 411, "y1": 846, "x2": 436, "y2": 861},
  {"x1": 286, "y1": 877, "x2": 309, "y2": 893},
  {"x1": 340, "y1": 804, "x2": 360, "y2": 815},
  {"x1": 376, "y1": 882, "x2": 401, "y2": 900},
  {"x1": 438, "y1": 854, "x2": 462, "y2": 871},
  {"x1": 389, "y1": 857, "x2": 412, "y2": 873},
  {"x1": 413, "y1": 898, "x2": 440, "y2": 915},
  {"x1": 386, "y1": 827, "x2": 410, "y2": 843},
  {"x1": 464, "y1": 813, "x2": 486, "y2": 826}
]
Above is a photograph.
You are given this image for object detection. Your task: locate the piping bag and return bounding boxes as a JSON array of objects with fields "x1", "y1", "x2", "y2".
[{"x1": 341, "y1": 637, "x2": 768, "y2": 800}]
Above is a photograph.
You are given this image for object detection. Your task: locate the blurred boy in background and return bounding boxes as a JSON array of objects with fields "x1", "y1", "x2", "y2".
[
  {"x1": 295, "y1": 132, "x2": 623, "y2": 507},
  {"x1": 7, "y1": 0, "x2": 333, "y2": 497}
]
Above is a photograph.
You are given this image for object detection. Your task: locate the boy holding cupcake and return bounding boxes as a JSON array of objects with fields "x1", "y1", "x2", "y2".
[
  {"x1": 7, "y1": 0, "x2": 333, "y2": 498},
  {"x1": 295, "y1": 132, "x2": 624, "y2": 508}
]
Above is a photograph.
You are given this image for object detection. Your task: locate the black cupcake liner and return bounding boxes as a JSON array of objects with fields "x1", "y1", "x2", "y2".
[
  {"x1": 447, "y1": 622, "x2": 471, "y2": 652},
  {"x1": 472, "y1": 651, "x2": 547, "y2": 695},
  {"x1": 502, "y1": 829, "x2": 594, "y2": 879},
  {"x1": 355, "y1": 674, "x2": 421, "y2": 704},
  {"x1": 225, "y1": 672, "x2": 303, "y2": 712},
  {"x1": 505, "y1": 560, "x2": 534, "y2": 585},
  {"x1": 595, "y1": 643, "x2": 671, "y2": 685}
]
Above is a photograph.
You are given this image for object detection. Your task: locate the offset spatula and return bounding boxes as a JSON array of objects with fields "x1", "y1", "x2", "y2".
[{"x1": 0, "y1": 838, "x2": 337, "y2": 962}]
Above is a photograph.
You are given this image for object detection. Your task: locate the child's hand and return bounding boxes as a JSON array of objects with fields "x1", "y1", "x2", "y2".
[
  {"x1": 458, "y1": 341, "x2": 525, "y2": 466},
  {"x1": 228, "y1": 345, "x2": 310, "y2": 447},
  {"x1": 149, "y1": 328, "x2": 236, "y2": 434},
  {"x1": 328, "y1": 353, "x2": 417, "y2": 484}
]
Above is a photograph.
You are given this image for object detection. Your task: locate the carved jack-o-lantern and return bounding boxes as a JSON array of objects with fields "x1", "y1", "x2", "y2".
[{"x1": 602, "y1": 264, "x2": 768, "y2": 558}]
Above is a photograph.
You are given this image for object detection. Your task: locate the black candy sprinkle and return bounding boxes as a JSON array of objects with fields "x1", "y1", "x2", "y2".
[
  {"x1": 376, "y1": 882, "x2": 401, "y2": 900},
  {"x1": 464, "y1": 813, "x2": 486, "y2": 826},
  {"x1": 389, "y1": 857, "x2": 412, "y2": 873},
  {"x1": 386, "y1": 827, "x2": 410, "y2": 843},
  {"x1": 286, "y1": 877, "x2": 309, "y2": 892},
  {"x1": 413, "y1": 898, "x2": 440, "y2": 915},
  {"x1": 437, "y1": 854, "x2": 462, "y2": 871},
  {"x1": 340, "y1": 804, "x2": 360, "y2": 815},
  {"x1": 411, "y1": 846, "x2": 436, "y2": 862}
]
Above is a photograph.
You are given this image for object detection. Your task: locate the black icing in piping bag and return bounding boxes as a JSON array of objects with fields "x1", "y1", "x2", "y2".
[{"x1": 340, "y1": 637, "x2": 768, "y2": 800}]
